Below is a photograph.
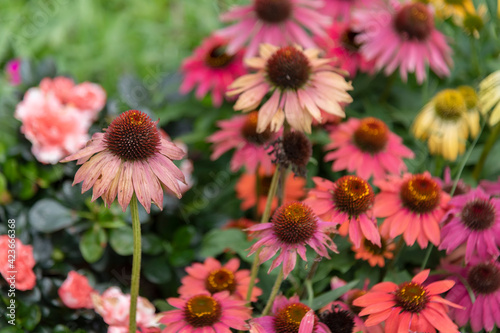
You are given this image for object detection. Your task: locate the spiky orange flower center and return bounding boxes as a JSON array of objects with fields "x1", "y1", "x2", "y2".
[
  {"x1": 282, "y1": 131, "x2": 312, "y2": 168},
  {"x1": 205, "y1": 268, "x2": 236, "y2": 294},
  {"x1": 400, "y1": 175, "x2": 440, "y2": 213},
  {"x1": 204, "y1": 45, "x2": 234, "y2": 68},
  {"x1": 393, "y1": 3, "x2": 434, "y2": 41},
  {"x1": 272, "y1": 202, "x2": 317, "y2": 244},
  {"x1": 104, "y1": 110, "x2": 161, "y2": 161},
  {"x1": 434, "y1": 89, "x2": 467, "y2": 121},
  {"x1": 184, "y1": 295, "x2": 222, "y2": 327},
  {"x1": 333, "y1": 176, "x2": 374, "y2": 216},
  {"x1": 395, "y1": 282, "x2": 429, "y2": 313},
  {"x1": 461, "y1": 199, "x2": 496, "y2": 231},
  {"x1": 468, "y1": 263, "x2": 500, "y2": 295},
  {"x1": 353, "y1": 117, "x2": 389, "y2": 153},
  {"x1": 341, "y1": 28, "x2": 361, "y2": 52},
  {"x1": 241, "y1": 111, "x2": 273, "y2": 145},
  {"x1": 274, "y1": 303, "x2": 315, "y2": 333},
  {"x1": 266, "y1": 46, "x2": 311, "y2": 90},
  {"x1": 254, "y1": 0, "x2": 292, "y2": 23}
]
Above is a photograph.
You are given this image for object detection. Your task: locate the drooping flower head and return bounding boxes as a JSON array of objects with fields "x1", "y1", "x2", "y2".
[
  {"x1": 354, "y1": 1, "x2": 452, "y2": 83},
  {"x1": 305, "y1": 176, "x2": 380, "y2": 248},
  {"x1": 247, "y1": 201, "x2": 337, "y2": 277},
  {"x1": 354, "y1": 269, "x2": 461, "y2": 333},
  {"x1": 58, "y1": 271, "x2": 96, "y2": 309},
  {"x1": 352, "y1": 234, "x2": 395, "y2": 267},
  {"x1": 160, "y1": 291, "x2": 251, "y2": 332},
  {"x1": 216, "y1": 0, "x2": 331, "y2": 58},
  {"x1": 180, "y1": 35, "x2": 246, "y2": 107},
  {"x1": 325, "y1": 117, "x2": 414, "y2": 180},
  {"x1": 271, "y1": 130, "x2": 313, "y2": 177},
  {"x1": 208, "y1": 111, "x2": 277, "y2": 173},
  {"x1": 374, "y1": 172, "x2": 450, "y2": 248},
  {"x1": 228, "y1": 44, "x2": 353, "y2": 133},
  {"x1": 60, "y1": 110, "x2": 186, "y2": 213}
]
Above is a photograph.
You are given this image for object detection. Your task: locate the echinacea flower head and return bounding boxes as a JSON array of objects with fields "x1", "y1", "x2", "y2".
[
  {"x1": 439, "y1": 188, "x2": 500, "y2": 262},
  {"x1": 374, "y1": 172, "x2": 450, "y2": 248},
  {"x1": 216, "y1": 0, "x2": 331, "y2": 58},
  {"x1": 479, "y1": 69, "x2": 500, "y2": 126},
  {"x1": 271, "y1": 130, "x2": 312, "y2": 177},
  {"x1": 325, "y1": 117, "x2": 414, "y2": 180},
  {"x1": 159, "y1": 291, "x2": 251, "y2": 333},
  {"x1": 354, "y1": 1, "x2": 452, "y2": 83},
  {"x1": 305, "y1": 176, "x2": 380, "y2": 248},
  {"x1": 352, "y1": 235, "x2": 395, "y2": 267},
  {"x1": 227, "y1": 44, "x2": 353, "y2": 134},
  {"x1": 247, "y1": 201, "x2": 337, "y2": 278},
  {"x1": 208, "y1": 111, "x2": 276, "y2": 173},
  {"x1": 60, "y1": 110, "x2": 186, "y2": 214},
  {"x1": 180, "y1": 35, "x2": 246, "y2": 107},
  {"x1": 353, "y1": 269, "x2": 461, "y2": 333},
  {"x1": 434, "y1": 167, "x2": 470, "y2": 196},
  {"x1": 319, "y1": 304, "x2": 355, "y2": 333},
  {"x1": 178, "y1": 257, "x2": 262, "y2": 302}
]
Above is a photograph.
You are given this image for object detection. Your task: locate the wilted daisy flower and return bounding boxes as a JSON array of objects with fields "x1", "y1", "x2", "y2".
[
  {"x1": 179, "y1": 35, "x2": 246, "y2": 107},
  {"x1": 325, "y1": 117, "x2": 414, "y2": 180},
  {"x1": 305, "y1": 176, "x2": 380, "y2": 248},
  {"x1": 439, "y1": 188, "x2": 500, "y2": 262},
  {"x1": 60, "y1": 110, "x2": 186, "y2": 213},
  {"x1": 227, "y1": 44, "x2": 353, "y2": 133},
  {"x1": 216, "y1": 0, "x2": 331, "y2": 58},
  {"x1": 352, "y1": 235, "x2": 395, "y2": 268},
  {"x1": 208, "y1": 111, "x2": 276, "y2": 173},
  {"x1": 160, "y1": 291, "x2": 251, "y2": 332},
  {"x1": 479, "y1": 69, "x2": 500, "y2": 126},
  {"x1": 178, "y1": 257, "x2": 262, "y2": 302},
  {"x1": 354, "y1": 269, "x2": 461, "y2": 333},
  {"x1": 354, "y1": 1, "x2": 452, "y2": 83},
  {"x1": 247, "y1": 202, "x2": 337, "y2": 278},
  {"x1": 374, "y1": 172, "x2": 450, "y2": 248},
  {"x1": 412, "y1": 89, "x2": 479, "y2": 161}
]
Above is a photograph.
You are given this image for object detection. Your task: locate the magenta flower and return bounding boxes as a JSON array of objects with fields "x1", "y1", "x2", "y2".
[
  {"x1": 179, "y1": 35, "x2": 246, "y2": 107},
  {"x1": 216, "y1": 0, "x2": 331, "y2": 58},
  {"x1": 480, "y1": 176, "x2": 500, "y2": 196},
  {"x1": 324, "y1": 117, "x2": 414, "y2": 180},
  {"x1": 321, "y1": 0, "x2": 375, "y2": 21},
  {"x1": 6, "y1": 58, "x2": 21, "y2": 85}
]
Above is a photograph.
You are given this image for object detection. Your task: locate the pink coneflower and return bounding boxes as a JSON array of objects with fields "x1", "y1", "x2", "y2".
[
  {"x1": 159, "y1": 291, "x2": 251, "y2": 332},
  {"x1": 305, "y1": 176, "x2": 381, "y2": 248},
  {"x1": 178, "y1": 257, "x2": 262, "y2": 302},
  {"x1": 208, "y1": 111, "x2": 277, "y2": 173},
  {"x1": 180, "y1": 35, "x2": 246, "y2": 107},
  {"x1": 352, "y1": 235, "x2": 395, "y2": 267},
  {"x1": 480, "y1": 176, "x2": 500, "y2": 196},
  {"x1": 354, "y1": 1, "x2": 452, "y2": 83},
  {"x1": 434, "y1": 166, "x2": 471, "y2": 196},
  {"x1": 216, "y1": 0, "x2": 331, "y2": 58},
  {"x1": 321, "y1": 0, "x2": 375, "y2": 21},
  {"x1": 446, "y1": 260, "x2": 500, "y2": 332},
  {"x1": 439, "y1": 188, "x2": 500, "y2": 262},
  {"x1": 253, "y1": 295, "x2": 331, "y2": 332},
  {"x1": 247, "y1": 202, "x2": 337, "y2": 278},
  {"x1": 373, "y1": 172, "x2": 450, "y2": 248},
  {"x1": 227, "y1": 44, "x2": 353, "y2": 134},
  {"x1": 60, "y1": 110, "x2": 186, "y2": 213},
  {"x1": 354, "y1": 269, "x2": 461, "y2": 333},
  {"x1": 324, "y1": 117, "x2": 414, "y2": 180}
]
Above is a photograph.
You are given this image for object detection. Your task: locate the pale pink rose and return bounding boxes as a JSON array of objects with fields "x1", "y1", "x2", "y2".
[
  {"x1": 15, "y1": 88, "x2": 90, "y2": 164},
  {"x1": 40, "y1": 76, "x2": 75, "y2": 104},
  {"x1": 0, "y1": 235, "x2": 36, "y2": 291},
  {"x1": 69, "y1": 82, "x2": 107, "y2": 120},
  {"x1": 58, "y1": 271, "x2": 96, "y2": 309}
]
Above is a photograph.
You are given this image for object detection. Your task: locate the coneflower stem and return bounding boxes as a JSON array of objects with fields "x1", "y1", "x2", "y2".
[
  {"x1": 472, "y1": 122, "x2": 500, "y2": 180},
  {"x1": 262, "y1": 269, "x2": 284, "y2": 316},
  {"x1": 129, "y1": 194, "x2": 141, "y2": 333},
  {"x1": 246, "y1": 166, "x2": 281, "y2": 302},
  {"x1": 299, "y1": 255, "x2": 321, "y2": 298}
]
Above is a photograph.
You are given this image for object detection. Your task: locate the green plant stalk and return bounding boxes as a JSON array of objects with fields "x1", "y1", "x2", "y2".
[
  {"x1": 472, "y1": 122, "x2": 500, "y2": 181},
  {"x1": 129, "y1": 194, "x2": 141, "y2": 333},
  {"x1": 262, "y1": 270, "x2": 284, "y2": 316},
  {"x1": 298, "y1": 255, "x2": 321, "y2": 298}
]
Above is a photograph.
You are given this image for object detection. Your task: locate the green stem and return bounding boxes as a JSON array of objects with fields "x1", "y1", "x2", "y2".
[
  {"x1": 420, "y1": 245, "x2": 433, "y2": 271},
  {"x1": 472, "y1": 122, "x2": 500, "y2": 181},
  {"x1": 129, "y1": 195, "x2": 141, "y2": 333},
  {"x1": 262, "y1": 270, "x2": 284, "y2": 316},
  {"x1": 298, "y1": 255, "x2": 321, "y2": 298}
]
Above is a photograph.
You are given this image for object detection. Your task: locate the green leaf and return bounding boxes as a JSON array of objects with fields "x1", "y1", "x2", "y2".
[
  {"x1": 79, "y1": 227, "x2": 107, "y2": 263},
  {"x1": 200, "y1": 229, "x2": 251, "y2": 258},
  {"x1": 109, "y1": 226, "x2": 134, "y2": 256},
  {"x1": 142, "y1": 234, "x2": 164, "y2": 255},
  {"x1": 29, "y1": 199, "x2": 77, "y2": 233},
  {"x1": 303, "y1": 280, "x2": 359, "y2": 311},
  {"x1": 143, "y1": 256, "x2": 171, "y2": 284}
]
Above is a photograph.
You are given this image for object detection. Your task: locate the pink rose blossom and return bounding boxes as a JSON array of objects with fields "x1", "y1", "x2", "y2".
[
  {"x1": 0, "y1": 236, "x2": 36, "y2": 291},
  {"x1": 40, "y1": 76, "x2": 75, "y2": 104},
  {"x1": 69, "y1": 82, "x2": 107, "y2": 121},
  {"x1": 58, "y1": 271, "x2": 96, "y2": 309}
]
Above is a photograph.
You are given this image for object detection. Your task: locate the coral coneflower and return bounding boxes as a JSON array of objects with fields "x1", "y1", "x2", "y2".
[
  {"x1": 305, "y1": 176, "x2": 380, "y2": 248},
  {"x1": 325, "y1": 117, "x2": 414, "y2": 180},
  {"x1": 216, "y1": 0, "x2": 331, "y2": 58},
  {"x1": 439, "y1": 188, "x2": 500, "y2": 262},
  {"x1": 178, "y1": 257, "x2": 262, "y2": 302},
  {"x1": 352, "y1": 235, "x2": 395, "y2": 268},
  {"x1": 208, "y1": 111, "x2": 276, "y2": 173},
  {"x1": 479, "y1": 69, "x2": 500, "y2": 126},
  {"x1": 180, "y1": 35, "x2": 246, "y2": 107},
  {"x1": 374, "y1": 172, "x2": 450, "y2": 248},
  {"x1": 227, "y1": 44, "x2": 353, "y2": 134},
  {"x1": 354, "y1": 1, "x2": 452, "y2": 83},
  {"x1": 353, "y1": 269, "x2": 461, "y2": 333},
  {"x1": 60, "y1": 110, "x2": 186, "y2": 213},
  {"x1": 160, "y1": 291, "x2": 251, "y2": 332},
  {"x1": 247, "y1": 202, "x2": 337, "y2": 277}
]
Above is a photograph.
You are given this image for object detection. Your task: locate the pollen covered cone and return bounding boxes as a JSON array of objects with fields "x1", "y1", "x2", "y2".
[{"x1": 60, "y1": 110, "x2": 186, "y2": 213}]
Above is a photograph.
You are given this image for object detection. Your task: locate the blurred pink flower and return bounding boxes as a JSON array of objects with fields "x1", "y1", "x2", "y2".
[
  {"x1": 58, "y1": 271, "x2": 96, "y2": 309},
  {"x1": 69, "y1": 82, "x2": 107, "y2": 121},
  {"x1": 480, "y1": 176, "x2": 500, "y2": 196},
  {"x1": 0, "y1": 236, "x2": 36, "y2": 291},
  {"x1": 40, "y1": 76, "x2": 75, "y2": 104},
  {"x1": 6, "y1": 59, "x2": 21, "y2": 85}
]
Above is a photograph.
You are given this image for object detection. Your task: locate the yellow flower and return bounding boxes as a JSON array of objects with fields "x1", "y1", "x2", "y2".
[
  {"x1": 479, "y1": 70, "x2": 500, "y2": 126},
  {"x1": 457, "y1": 86, "x2": 481, "y2": 138},
  {"x1": 429, "y1": 0, "x2": 476, "y2": 20}
]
